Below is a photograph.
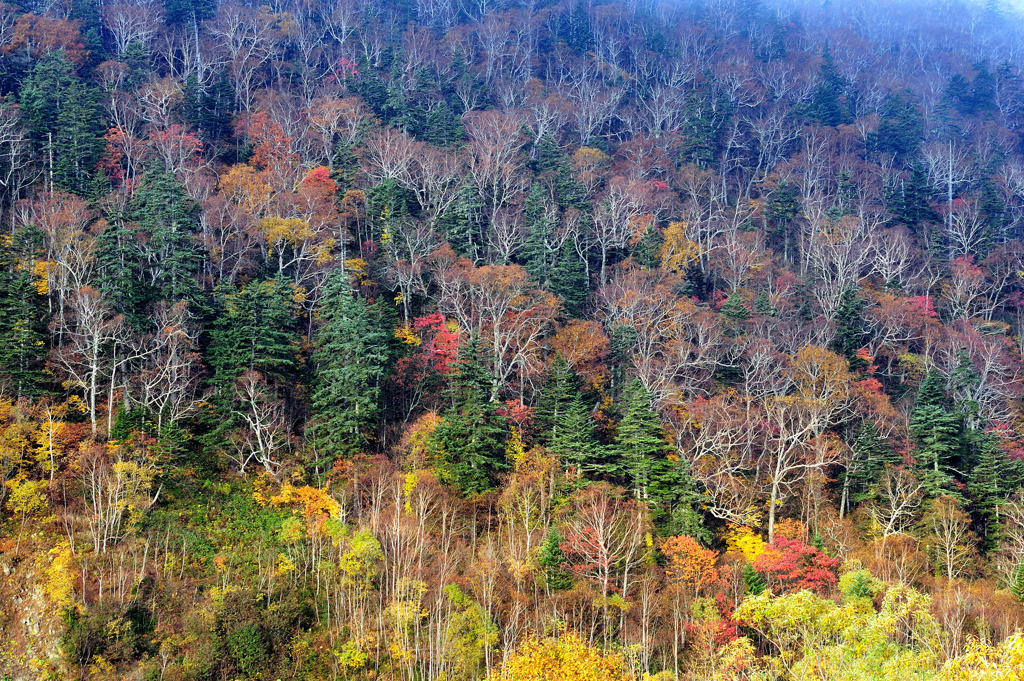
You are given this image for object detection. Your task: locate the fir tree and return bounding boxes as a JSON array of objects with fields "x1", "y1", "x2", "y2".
[
  {"x1": 611, "y1": 380, "x2": 679, "y2": 507},
  {"x1": 567, "y1": 0, "x2": 593, "y2": 54},
  {"x1": 131, "y1": 169, "x2": 203, "y2": 307},
  {"x1": 538, "y1": 527, "x2": 573, "y2": 591},
  {"x1": 753, "y1": 290, "x2": 777, "y2": 316},
  {"x1": 0, "y1": 227, "x2": 47, "y2": 397},
  {"x1": 805, "y1": 45, "x2": 853, "y2": 127},
  {"x1": 909, "y1": 369, "x2": 962, "y2": 498},
  {"x1": 520, "y1": 182, "x2": 557, "y2": 283},
  {"x1": 870, "y1": 92, "x2": 924, "y2": 162},
  {"x1": 743, "y1": 562, "x2": 766, "y2": 595},
  {"x1": 549, "y1": 240, "x2": 588, "y2": 317},
  {"x1": 20, "y1": 52, "x2": 106, "y2": 195},
  {"x1": 429, "y1": 334, "x2": 508, "y2": 494},
  {"x1": 206, "y1": 277, "x2": 301, "y2": 401},
  {"x1": 967, "y1": 432, "x2": 1018, "y2": 551},
  {"x1": 720, "y1": 292, "x2": 750, "y2": 323},
  {"x1": 309, "y1": 270, "x2": 393, "y2": 469},
  {"x1": 95, "y1": 213, "x2": 150, "y2": 328},
  {"x1": 843, "y1": 419, "x2": 900, "y2": 509},
  {"x1": 535, "y1": 355, "x2": 577, "y2": 438},
  {"x1": 831, "y1": 287, "x2": 867, "y2": 369},
  {"x1": 537, "y1": 357, "x2": 604, "y2": 474}
]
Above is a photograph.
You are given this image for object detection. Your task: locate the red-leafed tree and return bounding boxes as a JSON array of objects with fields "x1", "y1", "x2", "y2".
[{"x1": 751, "y1": 535, "x2": 840, "y2": 595}]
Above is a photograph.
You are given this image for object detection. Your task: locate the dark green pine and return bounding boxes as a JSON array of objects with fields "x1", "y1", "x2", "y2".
[
  {"x1": 0, "y1": 227, "x2": 47, "y2": 397},
  {"x1": 612, "y1": 379, "x2": 673, "y2": 501},
  {"x1": 429, "y1": 334, "x2": 508, "y2": 494},
  {"x1": 206, "y1": 277, "x2": 300, "y2": 401},
  {"x1": 309, "y1": 270, "x2": 393, "y2": 468},
  {"x1": 967, "y1": 432, "x2": 1019, "y2": 551},
  {"x1": 131, "y1": 169, "x2": 203, "y2": 307},
  {"x1": 831, "y1": 286, "x2": 867, "y2": 369},
  {"x1": 538, "y1": 526, "x2": 573, "y2": 591},
  {"x1": 909, "y1": 368, "x2": 962, "y2": 499},
  {"x1": 844, "y1": 418, "x2": 900, "y2": 508},
  {"x1": 95, "y1": 213, "x2": 150, "y2": 328}
]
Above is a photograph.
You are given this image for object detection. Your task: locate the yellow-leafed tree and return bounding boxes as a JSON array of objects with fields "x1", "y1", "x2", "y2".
[{"x1": 492, "y1": 633, "x2": 631, "y2": 681}]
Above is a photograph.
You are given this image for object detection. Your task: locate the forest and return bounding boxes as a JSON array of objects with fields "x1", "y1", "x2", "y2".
[{"x1": 2, "y1": 0, "x2": 1024, "y2": 678}]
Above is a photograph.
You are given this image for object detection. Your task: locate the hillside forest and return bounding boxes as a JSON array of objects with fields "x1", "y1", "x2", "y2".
[{"x1": 4, "y1": 0, "x2": 1024, "y2": 678}]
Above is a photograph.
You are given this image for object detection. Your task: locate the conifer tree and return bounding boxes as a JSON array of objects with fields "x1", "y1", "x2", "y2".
[
  {"x1": 95, "y1": 213, "x2": 149, "y2": 328},
  {"x1": 309, "y1": 270, "x2": 393, "y2": 469},
  {"x1": 206, "y1": 277, "x2": 300, "y2": 401},
  {"x1": 909, "y1": 368, "x2": 962, "y2": 498},
  {"x1": 0, "y1": 227, "x2": 46, "y2": 397},
  {"x1": 805, "y1": 45, "x2": 853, "y2": 126},
  {"x1": 429, "y1": 334, "x2": 508, "y2": 494},
  {"x1": 967, "y1": 432, "x2": 1018, "y2": 551},
  {"x1": 535, "y1": 355, "x2": 577, "y2": 438},
  {"x1": 20, "y1": 51, "x2": 106, "y2": 195},
  {"x1": 132, "y1": 169, "x2": 203, "y2": 307},
  {"x1": 831, "y1": 287, "x2": 867, "y2": 369},
  {"x1": 520, "y1": 182, "x2": 557, "y2": 284},
  {"x1": 842, "y1": 419, "x2": 900, "y2": 510},
  {"x1": 539, "y1": 527, "x2": 573, "y2": 591},
  {"x1": 611, "y1": 379, "x2": 695, "y2": 521}
]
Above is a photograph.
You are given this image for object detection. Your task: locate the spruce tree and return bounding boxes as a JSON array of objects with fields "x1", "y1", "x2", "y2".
[
  {"x1": 612, "y1": 380, "x2": 680, "y2": 508},
  {"x1": 535, "y1": 355, "x2": 577, "y2": 438},
  {"x1": 520, "y1": 182, "x2": 557, "y2": 283},
  {"x1": 549, "y1": 240, "x2": 588, "y2": 317},
  {"x1": 428, "y1": 334, "x2": 508, "y2": 494},
  {"x1": 967, "y1": 432, "x2": 1018, "y2": 551},
  {"x1": 550, "y1": 397, "x2": 605, "y2": 476},
  {"x1": 831, "y1": 287, "x2": 867, "y2": 369},
  {"x1": 95, "y1": 214, "x2": 150, "y2": 328},
  {"x1": 909, "y1": 368, "x2": 962, "y2": 498},
  {"x1": 309, "y1": 270, "x2": 393, "y2": 469},
  {"x1": 131, "y1": 169, "x2": 203, "y2": 307},
  {"x1": 206, "y1": 277, "x2": 300, "y2": 401},
  {"x1": 538, "y1": 527, "x2": 573, "y2": 591},
  {"x1": 805, "y1": 45, "x2": 853, "y2": 126},
  {"x1": 20, "y1": 51, "x2": 106, "y2": 195},
  {"x1": 843, "y1": 419, "x2": 900, "y2": 509},
  {"x1": 0, "y1": 227, "x2": 47, "y2": 397}
]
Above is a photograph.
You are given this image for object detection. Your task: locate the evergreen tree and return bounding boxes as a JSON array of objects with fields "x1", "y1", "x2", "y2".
[
  {"x1": 888, "y1": 162, "x2": 939, "y2": 229},
  {"x1": 309, "y1": 270, "x2": 393, "y2": 469},
  {"x1": 95, "y1": 213, "x2": 150, "y2": 328},
  {"x1": 538, "y1": 527, "x2": 573, "y2": 591},
  {"x1": 632, "y1": 223, "x2": 662, "y2": 269},
  {"x1": 131, "y1": 169, "x2": 203, "y2": 307},
  {"x1": 909, "y1": 369, "x2": 962, "y2": 498},
  {"x1": 870, "y1": 92, "x2": 924, "y2": 162},
  {"x1": 611, "y1": 380, "x2": 681, "y2": 509},
  {"x1": 0, "y1": 227, "x2": 47, "y2": 397},
  {"x1": 843, "y1": 419, "x2": 900, "y2": 508},
  {"x1": 566, "y1": 0, "x2": 593, "y2": 54},
  {"x1": 20, "y1": 51, "x2": 107, "y2": 194},
  {"x1": 206, "y1": 277, "x2": 301, "y2": 401},
  {"x1": 767, "y1": 182, "x2": 800, "y2": 263},
  {"x1": 535, "y1": 355, "x2": 577, "y2": 438},
  {"x1": 720, "y1": 292, "x2": 750, "y2": 323},
  {"x1": 520, "y1": 182, "x2": 557, "y2": 282},
  {"x1": 743, "y1": 562, "x2": 766, "y2": 595},
  {"x1": 805, "y1": 45, "x2": 854, "y2": 126},
  {"x1": 537, "y1": 355, "x2": 604, "y2": 474},
  {"x1": 429, "y1": 334, "x2": 508, "y2": 494},
  {"x1": 831, "y1": 287, "x2": 867, "y2": 369},
  {"x1": 549, "y1": 240, "x2": 588, "y2": 317},
  {"x1": 421, "y1": 101, "x2": 464, "y2": 146},
  {"x1": 753, "y1": 290, "x2": 777, "y2": 316},
  {"x1": 967, "y1": 432, "x2": 1018, "y2": 551}
]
